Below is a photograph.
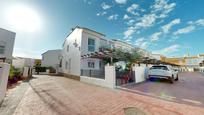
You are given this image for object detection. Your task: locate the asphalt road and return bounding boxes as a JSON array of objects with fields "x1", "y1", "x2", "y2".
[{"x1": 122, "y1": 72, "x2": 204, "y2": 107}]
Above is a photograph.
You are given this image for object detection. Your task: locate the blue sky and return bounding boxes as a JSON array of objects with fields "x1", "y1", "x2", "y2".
[{"x1": 0, "y1": 0, "x2": 204, "y2": 58}]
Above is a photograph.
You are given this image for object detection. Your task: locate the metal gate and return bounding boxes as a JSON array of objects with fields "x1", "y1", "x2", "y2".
[{"x1": 116, "y1": 70, "x2": 135, "y2": 86}]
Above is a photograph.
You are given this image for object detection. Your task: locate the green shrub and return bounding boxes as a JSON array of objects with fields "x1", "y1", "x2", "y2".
[{"x1": 9, "y1": 66, "x2": 21, "y2": 79}]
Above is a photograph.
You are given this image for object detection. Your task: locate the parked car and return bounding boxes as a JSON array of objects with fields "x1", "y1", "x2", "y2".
[{"x1": 148, "y1": 65, "x2": 178, "y2": 83}]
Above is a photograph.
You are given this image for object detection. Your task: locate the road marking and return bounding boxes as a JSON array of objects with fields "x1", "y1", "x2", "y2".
[{"x1": 182, "y1": 98, "x2": 202, "y2": 105}]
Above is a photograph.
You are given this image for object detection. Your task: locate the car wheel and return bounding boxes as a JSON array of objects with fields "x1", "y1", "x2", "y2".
[
  {"x1": 175, "y1": 74, "x2": 179, "y2": 81},
  {"x1": 170, "y1": 75, "x2": 174, "y2": 84}
]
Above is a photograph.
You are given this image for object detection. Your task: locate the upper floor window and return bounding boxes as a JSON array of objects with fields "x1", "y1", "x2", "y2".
[
  {"x1": 0, "y1": 46, "x2": 5, "y2": 54},
  {"x1": 88, "y1": 38, "x2": 95, "y2": 52},
  {"x1": 67, "y1": 45, "x2": 69, "y2": 52},
  {"x1": 65, "y1": 61, "x2": 68, "y2": 70},
  {"x1": 59, "y1": 59, "x2": 62, "y2": 68}
]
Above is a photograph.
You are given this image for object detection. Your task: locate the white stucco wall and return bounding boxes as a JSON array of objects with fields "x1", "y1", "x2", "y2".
[
  {"x1": 61, "y1": 27, "x2": 110, "y2": 76},
  {"x1": 80, "y1": 29, "x2": 108, "y2": 71},
  {"x1": 80, "y1": 65, "x2": 116, "y2": 89},
  {"x1": 0, "y1": 63, "x2": 10, "y2": 103},
  {"x1": 133, "y1": 66, "x2": 147, "y2": 83},
  {"x1": 41, "y1": 49, "x2": 61, "y2": 69},
  {"x1": 81, "y1": 29, "x2": 106, "y2": 55},
  {"x1": 12, "y1": 57, "x2": 35, "y2": 69},
  {"x1": 61, "y1": 28, "x2": 82, "y2": 76},
  {"x1": 12, "y1": 58, "x2": 25, "y2": 69},
  {"x1": 0, "y1": 28, "x2": 16, "y2": 63}
]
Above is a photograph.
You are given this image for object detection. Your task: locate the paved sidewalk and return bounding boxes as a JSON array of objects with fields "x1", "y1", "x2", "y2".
[
  {"x1": 1, "y1": 75, "x2": 204, "y2": 115},
  {"x1": 0, "y1": 81, "x2": 30, "y2": 115}
]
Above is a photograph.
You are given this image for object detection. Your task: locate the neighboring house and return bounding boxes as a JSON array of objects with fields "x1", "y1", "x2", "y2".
[
  {"x1": 34, "y1": 59, "x2": 41, "y2": 66},
  {"x1": 41, "y1": 49, "x2": 62, "y2": 70},
  {"x1": 12, "y1": 57, "x2": 35, "y2": 69},
  {"x1": 112, "y1": 39, "x2": 135, "y2": 52},
  {"x1": 60, "y1": 26, "x2": 112, "y2": 76},
  {"x1": 0, "y1": 28, "x2": 16, "y2": 64}
]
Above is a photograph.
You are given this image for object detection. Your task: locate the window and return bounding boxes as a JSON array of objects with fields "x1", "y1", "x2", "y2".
[
  {"x1": 0, "y1": 46, "x2": 5, "y2": 54},
  {"x1": 65, "y1": 61, "x2": 68, "y2": 70},
  {"x1": 88, "y1": 62, "x2": 95, "y2": 68},
  {"x1": 67, "y1": 45, "x2": 69, "y2": 52},
  {"x1": 88, "y1": 38, "x2": 95, "y2": 52},
  {"x1": 59, "y1": 59, "x2": 62, "y2": 67},
  {"x1": 150, "y1": 66, "x2": 169, "y2": 71}
]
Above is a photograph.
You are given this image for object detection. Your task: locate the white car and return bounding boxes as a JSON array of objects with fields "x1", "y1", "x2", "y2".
[{"x1": 148, "y1": 65, "x2": 179, "y2": 83}]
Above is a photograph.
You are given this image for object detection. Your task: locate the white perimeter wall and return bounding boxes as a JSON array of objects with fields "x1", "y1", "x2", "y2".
[
  {"x1": 80, "y1": 65, "x2": 116, "y2": 89},
  {"x1": 0, "y1": 63, "x2": 10, "y2": 103},
  {"x1": 133, "y1": 66, "x2": 148, "y2": 83},
  {"x1": 0, "y1": 29, "x2": 15, "y2": 62}
]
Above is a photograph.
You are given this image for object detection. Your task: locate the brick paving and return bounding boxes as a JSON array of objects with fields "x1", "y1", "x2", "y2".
[
  {"x1": 1, "y1": 75, "x2": 203, "y2": 115},
  {"x1": 122, "y1": 72, "x2": 204, "y2": 107}
]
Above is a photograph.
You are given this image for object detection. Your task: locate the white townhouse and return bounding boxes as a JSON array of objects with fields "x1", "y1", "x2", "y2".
[
  {"x1": 60, "y1": 26, "x2": 113, "y2": 76},
  {"x1": 12, "y1": 57, "x2": 35, "y2": 69},
  {"x1": 41, "y1": 49, "x2": 62, "y2": 70},
  {"x1": 0, "y1": 28, "x2": 16, "y2": 64},
  {"x1": 112, "y1": 39, "x2": 151, "y2": 57},
  {"x1": 112, "y1": 39, "x2": 135, "y2": 52}
]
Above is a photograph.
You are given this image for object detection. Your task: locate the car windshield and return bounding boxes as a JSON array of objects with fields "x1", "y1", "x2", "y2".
[{"x1": 150, "y1": 66, "x2": 169, "y2": 70}]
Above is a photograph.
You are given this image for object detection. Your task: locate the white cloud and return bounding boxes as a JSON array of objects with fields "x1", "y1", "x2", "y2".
[
  {"x1": 123, "y1": 13, "x2": 157, "y2": 38},
  {"x1": 153, "y1": 44, "x2": 180, "y2": 55},
  {"x1": 140, "y1": 42, "x2": 149, "y2": 49},
  {"x1": 123, "y1": 14, "x2": 130, "y2": 20},
  {"x1": 115, "y1": 0, "x2": 127, "y2": 4},
  {"x1": 108, "y1": 14, "x2": 118, "y2": 20},
  {"x1": 172, "y1": 18, "x2": 204, "y2": 37},
  {"x1": 150, "y1": 32, "x2": 162, "y2": 41},
  {"x1": 151, "y1": 0, "x2": 176, "y2": 19},
  {"x1": 195, "y1": 19, "x2": 204, "y2": 26},
  {"x1": 124, "y1": 27, "x2": 135, "y2": 39},
  {"x1": 101, "y1": 2, "x2": 111, "y2": 10},
  {"x1": 173, "y1": 25, "x2": 195, "y2": 35},
  {"x1": 96, "y1": 11, "x2": 107, "y2": 16},
  {"x1": 134, "y1": 37, "x2": 149, "y2": 48},
  {"x1": 127, "y1": 19, "x2": 135, "y2": 25},
  {"x1": 125, "y1": 39, "x2": 131, "y2": 42},
  {"x1": 135, "y1": 37, "x2": 144, "y2": 46},
  {"x1": 136, "y1": 14, "x2": 157, "y2": 28},
  {"x1": 162, "y1": 19, "x2": 180, "y2": 33},
  {"x1": 127, "y1": 4, "x2": 140, "y2": 16},
  {"x1": 123, "y1": 0, "x2": 176, "y2": 39}
]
